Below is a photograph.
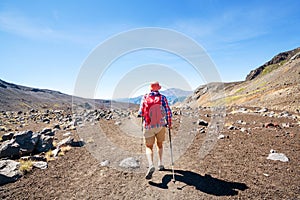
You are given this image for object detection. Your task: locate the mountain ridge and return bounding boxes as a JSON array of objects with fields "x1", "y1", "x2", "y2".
[
  {"x1": 116, "y1": 88, "x2": 193, "y2": 105},
  {"x1": 246, "y1": 47, "x2": 300, "y2": 81},
  {"x1": 1, "y1": 47, "x2": 299, "y2": 112},
  {"x1": 184, "y1": 47, "x2": 300, "y2": 113}
]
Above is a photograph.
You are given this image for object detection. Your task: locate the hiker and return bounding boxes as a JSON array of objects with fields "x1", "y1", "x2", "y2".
[{"x1": 137, "y1": 81, "x2": 172, "y2": 179}]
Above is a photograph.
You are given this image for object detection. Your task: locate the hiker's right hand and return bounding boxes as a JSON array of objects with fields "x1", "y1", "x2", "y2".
[{"x1": 137, "y1": 114, "x2": 142, "y2": 118}]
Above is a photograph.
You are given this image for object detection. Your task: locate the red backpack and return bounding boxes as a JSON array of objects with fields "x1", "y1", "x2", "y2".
[{"x1": 142, "y1": 94, "x2": 163, "y2": 126}]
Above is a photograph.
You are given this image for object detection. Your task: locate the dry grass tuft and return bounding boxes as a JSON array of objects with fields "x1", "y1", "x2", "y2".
[
  {"x1": 58, "y1": 145, "x2": 72, "y2": 156},
  {"x1": 19, "y1": 160, "x2": 33, "y2": 174},
  {"x1": 45, "y1": 150, "x2": 55, "y2": 161}
]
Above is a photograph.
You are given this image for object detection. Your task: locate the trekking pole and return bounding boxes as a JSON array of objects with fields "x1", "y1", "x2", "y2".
[
  {"x1": 141, "y1": 116, "x2": 144, "y2": 153},
  {"x1": 168, "y1": 127, "x2": 176, "y2": 183}
]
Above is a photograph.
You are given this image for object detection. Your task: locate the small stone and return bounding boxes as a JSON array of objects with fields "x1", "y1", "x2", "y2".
[
  {"x1": 63, "y1": 132, "x2": 72, "y2": 137},
  {"x1": 57, "y1": 136, "x2": 73, "y2": 147},
  {"x1": 119, "y1": 157, "x2": 140, "y2": 169},
  {"x1": 237, "y1": 108, "x2": 248, "y2": 113},
  {"x1": 100, "y1": 160, "x2": 110, "y2": 167},
  {"x1": 257, "y1": 108, "x2": 268, "y2": 113},
  {"x1": 53, "y1": 124, "x2": 61, "y2": 130},
  {"x1": 52, "y1": 148, "x2": 60, "y2": 157},
  {"x1": 267, "y1": 151, "x2": 289, "y2": 162},
  {"x1": 2, "y1": 132, "x2": 14, "y2": 141},
  {"x1": 114, "y1": 121, "x2": 122, "y2": 126},
  {"x1": 20, "y1": 155, "x2": 46, "y2": 162},
  {"x1": 197, "y1": 119, "x2": 208, "y2": 126},
  {"x1": 68, "y1": 125, "x2": 76, "y2": 131},
  {"x1": 240, "y1": 127, "x2": 247, "y2": 133},
  {"x1": 228, "y1": 126, "x2": 237, "y2": 130},
  {"x1": 0, "y1": 126, "x2": 7, "y2": 131},
  {"x1": 197, "y1": 128, "x2": 205, "y2": 134},
  {"x1": 40, "y1": 128, "x2": 55, "y2": 136},
  {"x1": 32, "y1": 161, "x2": 48, "y2": 169},
  {"x1": 236, "y1": 120, "x2": 244, "y2": 124},
  {"x1": 281, "y1": 123, "x2": 290, "y2": 128},
  {"x1": 264, "y1": 122, "x2": 280, "y2": 128},
  {"x1": 43, "y1": 119, "x2": 50, "y2": 124},
  {"x1": 280, "y1": 111, "x2": 291, "y2": 118},
  {"x1": 218, "y1": 134, "x2": 225, "y2": 139},
  {"x1": 263, "y1": 173, "x2": 269, "y2": 177},
  {"x1": 267, "y1": 112, "x2": 275, "y2": 117}
]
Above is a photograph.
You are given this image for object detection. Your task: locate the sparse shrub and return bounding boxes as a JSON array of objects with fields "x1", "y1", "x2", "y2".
[
  {"x1": 52, "y1": 141, "x2": 57, "y2": 147},
  {"x1": 61, "y1": 145, "x2": 72, "y2": 152},
  {"x1": 262, "y1": 60, "x2": 286, "y2": 76},
  {"x1": 45, "y1": 150, "x2": 55, "y2": 161},
  {"x1": 235, "y1": 87, "x2": 245, "y2": 94},
  {"x1": 58, "y1": 145, "x2": 72, "y2": 156},
  {"x1": 225, "y1": 95, "x2": 242, "y2": 103},
  {"x1": 58, "y1": 151, "x2": 65, "y2": 156},
  {"x1": 19, "y1": 160, "x2": 33, "y2": 174}
]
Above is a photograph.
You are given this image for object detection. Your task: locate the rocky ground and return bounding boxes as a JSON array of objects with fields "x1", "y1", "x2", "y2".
[{"x1": 0, "y1": 106, "x2": 299, "y2": 199}]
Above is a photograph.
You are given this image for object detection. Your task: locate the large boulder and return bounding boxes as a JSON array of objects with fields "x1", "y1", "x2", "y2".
[
  {"x1": 35, "y1": 135, "x2": 53, "y2": 153},
  {"x1": 0, "y1": 130, "x2": 54, "y2": 158},
  {"x1": 0, "y1": 140, "x2": 20, "y2": 158},
  {"x1": 14, "y1": 131, "x2": 38, "y2": 156},
  {"x1": 0, "y1": 131, "x2": 38, "y2": 158},
  {"x1": 0, "y1": 160, "x2": 22, "y2": 186}
]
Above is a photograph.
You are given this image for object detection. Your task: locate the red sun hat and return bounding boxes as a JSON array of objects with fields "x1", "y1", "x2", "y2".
[{"x1": 150, "y1": 81, "x2": 161, "y2": 91}]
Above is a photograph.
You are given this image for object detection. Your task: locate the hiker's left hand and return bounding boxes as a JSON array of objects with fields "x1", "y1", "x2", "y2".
[{"x1": 166, "y1": 124, "x2": 172, "y2": 129}]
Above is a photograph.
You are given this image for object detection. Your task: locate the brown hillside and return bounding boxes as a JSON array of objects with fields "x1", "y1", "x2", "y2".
[{"x1": 185, "y1": 47, "x2": 300, "y2": 113}]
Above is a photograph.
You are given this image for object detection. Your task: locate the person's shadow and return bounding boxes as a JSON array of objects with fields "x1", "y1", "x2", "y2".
[{"x1": 149, "y1": 169, "x2": 248, "y2": 196}]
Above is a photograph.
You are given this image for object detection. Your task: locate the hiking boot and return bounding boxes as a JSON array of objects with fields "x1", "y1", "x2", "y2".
[
  {"x1": 145, "y1": 166, "x2": 155, "y2": 179},
  {"x1": 158, "y1": 165, "x2": 165, "y2": 171}
]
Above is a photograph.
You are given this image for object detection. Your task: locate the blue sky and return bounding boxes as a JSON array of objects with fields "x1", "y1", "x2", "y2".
[{"x1": 1, "y1": 0, "x2": 299, "y2": 99}]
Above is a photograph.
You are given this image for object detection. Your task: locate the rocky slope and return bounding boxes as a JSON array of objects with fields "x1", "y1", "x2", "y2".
[
  {"x1": 185, "y1": 47, "x2": 300, "y2": 113},
  {"x1": 246, "y1": 47, "x2": 300, "y2": 80},
  {"x1": 0, "y1": 79, "x2": 72, "y2": 111},
  {"x1": 0, "y1": 79, "x2": 131, "y2": 112}
]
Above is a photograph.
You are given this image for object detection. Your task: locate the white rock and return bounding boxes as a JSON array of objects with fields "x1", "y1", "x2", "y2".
[
  {"x1": 63, "y1": 132, "x2": 72, "y2": 137},
  {"x1": 0, "y1": 160, "x2": 22, "y2": 185},
  {"x1": 240, "y1": 128, "x2": 247, "y2": 132},
  {"x1": 100, "y1": 160, "x2": 110, "y2": 167},
  {"x1": 119, "y1": 157, "x2": 140, "y2": 169},
  {"x1": 114, "y1": 121, "x2": 122, "y2": 126},
  {"x1": 52, "y1": 148, "x2": 60, "y2": 157},
  {"x1": 32, "y1": 161, "x2": 48, "y2": 169},
  {"x1": 267, "y1": 152, "x2": 289, "y2": 162},
  {"x1": 218, "y1": 134, "x2": 225, "y2": 139}
]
